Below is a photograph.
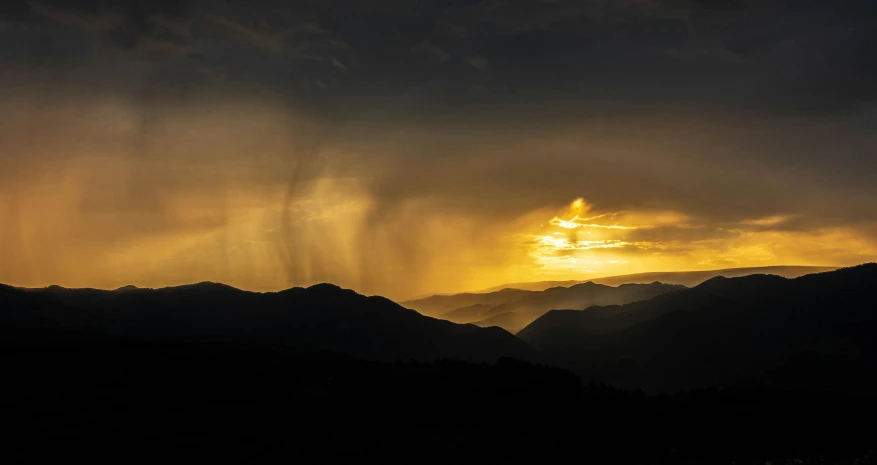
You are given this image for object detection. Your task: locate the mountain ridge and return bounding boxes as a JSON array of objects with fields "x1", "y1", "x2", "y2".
[
  {"x1": 2, "y1": 281, "x2": 540, "y2": 364},
  {"x1": 474, "y1": 281, "x2": 686, "y2": 333},
  {"x1": 518, "y1": 264, "x2": 877, "y2": 393},
  {"x1": 475, "y1": 265, "x2": 837, "y2": 293},
  {"x1": 405, "y1": 281, "x2": 686, "y2": 333}
]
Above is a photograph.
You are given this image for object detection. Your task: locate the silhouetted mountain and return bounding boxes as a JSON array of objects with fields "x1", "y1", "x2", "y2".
[
  {"x1": 477, "y1": 265, "x2": 836, "y2": 292},
  {"x1": 2, "y1": 282, "x2": 538, "y2": 363},
  {"x1": 3, "y1": 269, "x2": 877, "y2": 462},
  {"x1": 470, "y1": 282, "x2": 686, "y2": 333},
  {"x1": 519, "y1": 265, "x2": 877, "y2": 393},
  {"x1": 113, "y1": 284, "x2": 140, "y2": 292},
  {"x1": 408, "y1": 266, "x2": 832, "y2": 332}
]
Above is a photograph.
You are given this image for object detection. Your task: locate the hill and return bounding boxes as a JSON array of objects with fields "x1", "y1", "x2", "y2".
[
  {"x1": 477, "y1": 265, "x2": 836, "y2": 292},
  {"x1": 400, "y1": 288, "x2": 535, "y2": 318},
  {"x1": 405, "y1": 281, "x2": 684, "y2": 333},
  {"x1": 468, "y1": 282, "x2": 685, "y2": 333},
  {"x1": 518, "y1": 265, "x2": 877, "y2": 393},
  {"x1": 1, "y1": 282, "x2": 538, "y2": 364}
]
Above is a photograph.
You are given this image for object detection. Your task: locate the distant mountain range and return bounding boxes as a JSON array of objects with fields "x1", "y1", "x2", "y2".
[
  {"x1": 406, "y1": 282, "x2": 684, "y2": 333},
  {"x1": 0, "y1": 282, "x2": 537, "y2": 363},
  {"x1": 518, "y1": 264, "x2": 877, "y2": 394},
  {"x1": 403, "y1": 265, "x2": 836, "y2": 332},
  {"x1": 476, "y1": 265, "x2": 837, "y2": 292}
]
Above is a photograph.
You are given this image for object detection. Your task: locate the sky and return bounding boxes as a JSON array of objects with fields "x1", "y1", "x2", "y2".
[{"x1": 1, "y1": 0, "x2": 876, "y2": 299}]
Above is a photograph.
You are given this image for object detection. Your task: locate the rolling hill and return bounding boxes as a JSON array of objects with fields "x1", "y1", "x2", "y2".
[
  {"x1": 405, "y1": 281, "x2": 685, "y2": 333},
  {"x1": 400, "y1": 288, "x2": 535, "y2": 318},
  {"x1": 518, "y1": 264, "x2": 877, "y2": 393},
  {"x1": 468, "y1": 282, "x2": 685, "y2": 333}
]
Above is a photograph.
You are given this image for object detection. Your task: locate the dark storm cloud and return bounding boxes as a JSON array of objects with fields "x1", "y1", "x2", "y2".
[{"x1": 5, "y1": 0, "x2": 873, "y2": 115}]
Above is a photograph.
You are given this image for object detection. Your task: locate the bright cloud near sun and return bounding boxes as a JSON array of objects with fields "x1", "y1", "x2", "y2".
[{"x1": 515, "y1": 198, "x2": 875, "y2": 284}]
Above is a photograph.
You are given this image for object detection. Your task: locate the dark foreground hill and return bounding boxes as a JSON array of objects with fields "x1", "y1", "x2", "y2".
[
  {"x1": 519, "y1": 264, "x2": 877, "y2": 393},
  {"x1": 0, "y1": 328, "x2": 874, "y2": 464},
  {"x1": 0, "y1": 282, "x2": 537, "y2": 363},
  {"x1": 405, "y1": 282, "x2": 684, "y2": 332}
]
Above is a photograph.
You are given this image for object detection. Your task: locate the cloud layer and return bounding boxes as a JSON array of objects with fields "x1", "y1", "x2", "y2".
[{"x1": 1, "y1": 0, "x2": 876, "y2": 298}]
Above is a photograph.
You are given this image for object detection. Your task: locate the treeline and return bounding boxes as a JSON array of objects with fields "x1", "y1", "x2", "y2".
[{"x1": 1, "y1": 329, "x2": 873, "y2": 464}]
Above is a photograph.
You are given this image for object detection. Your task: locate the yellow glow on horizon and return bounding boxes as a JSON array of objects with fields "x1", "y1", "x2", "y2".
[
  {"x1": 2, "y1": 175, "x2": 874, "y2": 299},
  {"x1": 511, "y1": 198, "x2": 875, "y2": 289}
]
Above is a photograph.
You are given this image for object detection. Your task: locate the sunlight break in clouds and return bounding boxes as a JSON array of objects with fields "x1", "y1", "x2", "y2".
[{"x1": 521, "y1": 198, "x2": 873, "y2": 283}]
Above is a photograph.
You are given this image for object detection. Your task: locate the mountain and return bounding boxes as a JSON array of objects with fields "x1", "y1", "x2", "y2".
[
  {"x1": 477, "y1": 280, "x2": 586, "y2": 293},
  {"x1": 406, "y1": 281, "x2": 685, "y2": 333},
  {"x1": 401, "y1": 288, "x2": 535, "y2": 318},
  {"x1": 3, "y1": 270, "x2": 877, "y2": 462},
  {"x1": 1, "y1": 282, "x2": 538, "y2": 363},
  {"x1": 518, "y1": 265, "x2": 877, "y2": 393},
  {"x1": 468, "y1": 282, "x2": 686, "y2": 333},
  {"x1": 588, "y1": 265, "x2": 838, "y2": 287},
  {"x1": 405, "y1": 266, "x2": 832, "y2": 332},
  {"x1": 477, "y1": 265, "x2": 836, "y2": 292}
]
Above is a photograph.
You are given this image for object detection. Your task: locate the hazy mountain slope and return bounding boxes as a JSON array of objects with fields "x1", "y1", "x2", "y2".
[
  {"x1": 401, "y1": 288, "x2": 534, "y2": 318},
  {"x1": 3, "y1": 283, "x2": 539, "y2": 363},
  {"x1": 472, "y1": 312, "x2": 527, "y2": 334},
  {"x1": 478, "y1": 266, "x2": 836, "y2": 293},
  {"x1": 518, "y1": 265, "x2": 877, "y2": 393},
  {"x1": 477, "y1": 280, "x2": 585, "y2": 293},
  {"x1": 442, "y1": 303, "x2": 498, "y2": 323},
  {"x1": 469, "y1": 282, "x2": 685, "y2": 333}
]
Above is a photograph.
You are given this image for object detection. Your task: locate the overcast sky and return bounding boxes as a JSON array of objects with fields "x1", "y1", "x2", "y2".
[{"x1": 1, "y1": 0, "x2": 876, "y2": 298}]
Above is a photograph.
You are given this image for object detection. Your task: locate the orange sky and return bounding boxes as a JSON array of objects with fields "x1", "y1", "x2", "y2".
[{"x1": 2, "y1": 97, "x2": 875, "y2": 299}]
